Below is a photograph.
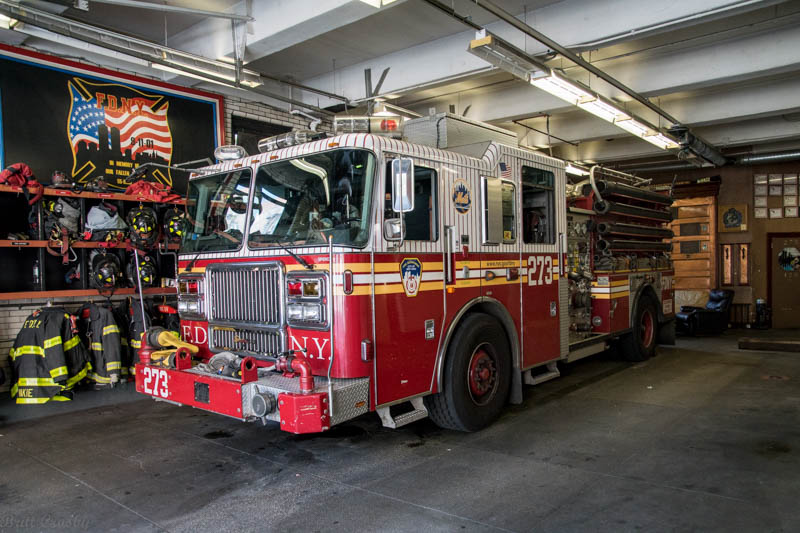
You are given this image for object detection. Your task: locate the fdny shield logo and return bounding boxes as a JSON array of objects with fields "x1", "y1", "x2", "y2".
[
  {"x1": 452, "y1": 179, "x2": 471, "y2": 214},
  {"x1": 400, "y1": 258, "x2": 422, "y2": 297}
]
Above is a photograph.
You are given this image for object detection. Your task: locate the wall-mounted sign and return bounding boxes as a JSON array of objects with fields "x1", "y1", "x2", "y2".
[
  {"x1": 719, "y1": 204, "x2": 747, "y2": 232},
  {"x1": 0, "y1": 45, "x2": 224, "y2": 193}
]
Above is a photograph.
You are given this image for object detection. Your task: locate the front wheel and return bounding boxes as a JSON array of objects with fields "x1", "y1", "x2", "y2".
[
  {"x1": 620, "y1": 295, "x2": 658, "y2": 362},
  {"x1": 425, "y1": 313, "x2": 511, "y2": 431}
]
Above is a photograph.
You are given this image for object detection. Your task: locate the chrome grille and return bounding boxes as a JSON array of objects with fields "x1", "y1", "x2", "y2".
[
  {"x1": 207, "y1": 263, "x2": 283, "y2": 326},
  {"x1": 209, "y1": 326, "x2": 284, "y2": 356}
]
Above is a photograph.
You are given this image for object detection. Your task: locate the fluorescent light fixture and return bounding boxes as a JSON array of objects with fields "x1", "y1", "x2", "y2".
[
  {"x1": 358, "y1": 0, "x2": 399, "y2": 7},
  {"x1": 0, "y1": 14, "x2": 19, "y2": 29},
  {"x1": 565, "y1": 163, "x2": 590, "y2": 177},
  {"x1": 468, "y1": 31, "x2": 545, "y2": 82},
  {"x1": 152, "y1": 62, "x2": 261, "y2": 88},
  {"x1": 468, "y1": 30, "x2": 680, "y2": 151},
  {"x1": 577, "y1": 97, "x2": 629, "y2": 123},
  {"x1": 529, "y1": 70, "x2": 679, "y2": 151},
  {"x1": 530, "y1": 70, "x2": 593, "y2": 105}
]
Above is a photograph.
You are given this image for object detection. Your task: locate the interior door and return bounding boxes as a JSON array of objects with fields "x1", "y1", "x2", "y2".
[{"x1": 770, "y1": 234, "x2": 800, "y2": 328}]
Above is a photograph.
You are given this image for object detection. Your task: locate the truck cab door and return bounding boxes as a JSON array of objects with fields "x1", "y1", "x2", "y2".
[
  {"x1": 374, "y1": 160, "x2": 445, "y2": 406},
  {"x1": 520, "y1": 164, "x2": 564, "y2": 368}
]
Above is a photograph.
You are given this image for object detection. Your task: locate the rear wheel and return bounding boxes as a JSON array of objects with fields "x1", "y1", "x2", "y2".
[
  {"x1": 425, "y1": 313, "x2": 511, "y2": 431},
  {"x1": 621, "y1": 295, "x2": 658, "y2": 362}
]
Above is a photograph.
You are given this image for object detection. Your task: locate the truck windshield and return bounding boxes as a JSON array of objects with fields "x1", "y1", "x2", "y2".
[
  {"x1": 248, "y1": 149, "x2": 375, "y2": 248},
  {"x1": 182, "y1": 169, "x2": 252, "y2": 253}
]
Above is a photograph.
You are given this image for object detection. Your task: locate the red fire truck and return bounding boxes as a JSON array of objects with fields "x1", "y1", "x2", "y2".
[{"x1": 136, "y1": 114, "x2": 674, "y2": 434}]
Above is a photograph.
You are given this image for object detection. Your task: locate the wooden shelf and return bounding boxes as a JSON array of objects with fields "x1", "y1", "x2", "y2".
[
  {"x1": 0, "y1": 239, "x2": 179, "y2": 250},
  {"x1": 0, "y1": 184, "x2": 185, "y2": 205},
  {"x1": 0, "y1": 287, "x2": 177, "y2": 301}
]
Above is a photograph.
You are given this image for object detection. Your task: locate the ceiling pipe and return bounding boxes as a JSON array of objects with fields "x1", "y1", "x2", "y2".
[
  {"x1": 79, "y1": 0, "x2": 254, "y2": 21},
  {"x1": 421, "y1": 0, "x2": 729, "y2": 167},
  {"x1": 736, "y1": 150, "x2": 800, "y2": 164},
  {"x1": 0, "y1": 1, "x2": 338, "y2": 114}
]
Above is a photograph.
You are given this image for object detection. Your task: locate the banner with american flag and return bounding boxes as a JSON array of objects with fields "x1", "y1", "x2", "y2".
[{"x1": 67, "y1": 78, "x2": 173, "y2": 188}]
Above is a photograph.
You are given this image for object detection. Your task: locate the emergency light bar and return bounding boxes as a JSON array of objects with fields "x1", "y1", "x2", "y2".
[
  {"x1": 214, "y1": 145, "x2": 248, "y2": 161},
  {"x1": 333, "y1": 115, "x2": 404, "y2": 138},
  {"x1": 257, "y1": 130, "x2": 327, "y2": 153}
]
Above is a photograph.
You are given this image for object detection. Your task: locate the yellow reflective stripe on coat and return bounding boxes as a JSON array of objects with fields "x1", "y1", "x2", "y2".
[
  {"x1": 90, "y1": 373, "x2": 112, "y2": 384},
  {"x1": 103, "y1": 325, "x2": 120, "y2": 335},
  {"x1": 16, "y1": 397, "x2": 50, "y2": 404},
  {"x1": 64, "y1": 336, "x2": 81, "y2": 351},
  {"x1": 65, "y1": 365, "x2": 88, "y2": 389},
  {"x1": 10, "y1": 383, "x2": 18, "y2": 396},
  {"x1": 50, "y1": 365, "x2": 69, "y2": 379},
  {"x1": 91, "y1": 342, "x2": 103, "y2": 351},
  {"x1": 17, "y1": 377, "x2": 59, "y2": 387},
  {"x1": 10, "y1": 345, "x2": 45, "y2": 359},
  {"x1": 130, "y1": 339, "x2": 142, "y2": 348},
  {"x1": 106, "y1": 361, "x2": 121, "y2": 370},
  {"x1": 43, "y1": 336, "x2": 62, "y2": 349}
]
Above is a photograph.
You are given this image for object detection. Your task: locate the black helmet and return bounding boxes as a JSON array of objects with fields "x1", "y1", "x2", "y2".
[
  {"x1": 90, "y1": 251, "x2": 122, "y2": 289},
  {"x1": 163, "y1": 208, "x2": 186, "y2": 244},
  {"x1": 127, "y1": 206, "x2": 158, "y2": 249},
  {"x1": 126, "y1": 253, "x2": 158, "y2": 288}
]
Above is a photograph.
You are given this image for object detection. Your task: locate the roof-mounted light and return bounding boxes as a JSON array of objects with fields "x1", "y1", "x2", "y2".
[
  {"x1": 333, "y1": 115, "x2": 403, "y2": 138},
  {"x1": 257, "y1": 130, "x2": 326, "y2": 153},
  {"x1": 214, "y1": 145, "x2": 248, "y2": 161}
]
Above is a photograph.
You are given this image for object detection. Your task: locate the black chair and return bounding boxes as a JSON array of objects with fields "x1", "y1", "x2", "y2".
[{"x1": 676, "y1": 289, "x2": 735, "y2": 335}]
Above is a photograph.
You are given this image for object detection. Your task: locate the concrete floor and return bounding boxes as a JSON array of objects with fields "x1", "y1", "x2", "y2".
[{"x1": 1, "y1": 331, "x2": 799, "y2": 532}]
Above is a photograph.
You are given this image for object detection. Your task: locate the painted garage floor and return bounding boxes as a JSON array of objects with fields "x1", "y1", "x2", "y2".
[{"x1": 1, "y1": 331, "x2": 799, "y2": 532}]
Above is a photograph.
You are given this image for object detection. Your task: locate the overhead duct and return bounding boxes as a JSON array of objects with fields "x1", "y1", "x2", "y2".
[{"x1": 667, "y1": 125, "x2": 728, "y2": 167}]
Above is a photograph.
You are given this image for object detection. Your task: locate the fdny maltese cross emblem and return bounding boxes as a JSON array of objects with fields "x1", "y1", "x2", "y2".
[{"x1": 400, "y1": 258, "x2": 422, "y2": 297}]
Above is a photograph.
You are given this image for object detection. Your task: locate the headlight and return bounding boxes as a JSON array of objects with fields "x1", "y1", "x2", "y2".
[
  {"x1": 287, "y1": 303, "x2": 322, "y2": 322},
  {"x1": 178, "y1": 300, "x2": 200, "y2": 314},
  {"x1": 286, "y1": 274, "x2": 328, "y2": 329}
]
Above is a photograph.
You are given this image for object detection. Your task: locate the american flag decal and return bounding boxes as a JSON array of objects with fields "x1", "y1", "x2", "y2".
[
  {"x1": 67, "y1": 78, "x2": 173, "y2": 188},
  {"x1": 499, "y1": 161, "x2": 511, "y2": 179}
]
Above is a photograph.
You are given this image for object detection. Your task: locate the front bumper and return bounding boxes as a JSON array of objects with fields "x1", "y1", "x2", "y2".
[{"x1": 134, "y1": 361, "x2": 370, "y2": 434}]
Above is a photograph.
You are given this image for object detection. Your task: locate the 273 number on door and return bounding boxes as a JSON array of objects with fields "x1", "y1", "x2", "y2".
[{"x1": 527, "y1": 255, "x2": 554, "y2": 286}]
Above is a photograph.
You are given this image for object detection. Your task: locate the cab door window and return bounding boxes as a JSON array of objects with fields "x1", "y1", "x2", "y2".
[
  {"x1": 522, "y1": 166, "x2": 555, "y2": 244},
  {"x1": 384, "y1": 163, "x2": 439, "y2": 241}
]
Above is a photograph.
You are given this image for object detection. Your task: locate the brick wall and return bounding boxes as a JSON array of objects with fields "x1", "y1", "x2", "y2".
[{"x1": 222, "y1": 96, "x2": 333, "y2": 144}]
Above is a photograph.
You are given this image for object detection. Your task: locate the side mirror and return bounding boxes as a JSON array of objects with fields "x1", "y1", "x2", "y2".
[
  {"x1": 383, "y1": 218, "x2": 404, "y2": 241},
  {"x1": 391, "y1": 158, "x2": 414, "y2": 213}
]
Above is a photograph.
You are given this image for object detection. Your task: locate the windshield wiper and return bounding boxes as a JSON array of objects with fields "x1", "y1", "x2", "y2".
[
  {"x1": 183, "y1": 242, "x2": 211, "y2": 272},
  {"x1": 274, "y1": 240, "x2": 313, "y2": 270}
]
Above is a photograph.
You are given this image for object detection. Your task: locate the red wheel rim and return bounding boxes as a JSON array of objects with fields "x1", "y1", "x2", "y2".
[
  {"x1": 467, "y1": 344, "x2": 497, "y2": 406},
  {"x1": 640, "y1": 308, "x2": 655, "y2": 348}
]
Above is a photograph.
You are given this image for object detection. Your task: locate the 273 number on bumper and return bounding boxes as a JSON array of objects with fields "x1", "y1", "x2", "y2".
[{"x1": 142, "y1": 367, "x2": 169, "y2": 399}]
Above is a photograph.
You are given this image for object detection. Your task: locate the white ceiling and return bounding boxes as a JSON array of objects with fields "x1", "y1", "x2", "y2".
[{"x1": 2, "y1": 0, "x2": 800, "y2": 167}]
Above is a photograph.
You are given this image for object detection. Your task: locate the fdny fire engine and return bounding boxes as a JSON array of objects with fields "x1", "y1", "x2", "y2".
[{"x1": 135, "y1": 113, "x2": 674, "y2": 434}]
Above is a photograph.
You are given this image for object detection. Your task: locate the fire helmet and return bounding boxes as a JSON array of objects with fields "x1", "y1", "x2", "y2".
[
  {"x1": 163, "y1": 208, "x2": 186, "y2": 244},
  {"x1": 126, "y1": 253, "x2": 159, "y2": 289},
  {"x1": 90, "y1": 251, "x2": 122, "y2": 289},
  {"x1": 127, "y1": 206, "x2": 158, "y2": 249}
]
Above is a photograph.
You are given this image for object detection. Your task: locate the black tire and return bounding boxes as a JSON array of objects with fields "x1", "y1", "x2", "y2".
[
  {"x1": 620, "y1": 294, "x2": 658, "y2": 362},
  {"x1": 424, "y1": 313, "x2": 511, "y2": 431}
]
